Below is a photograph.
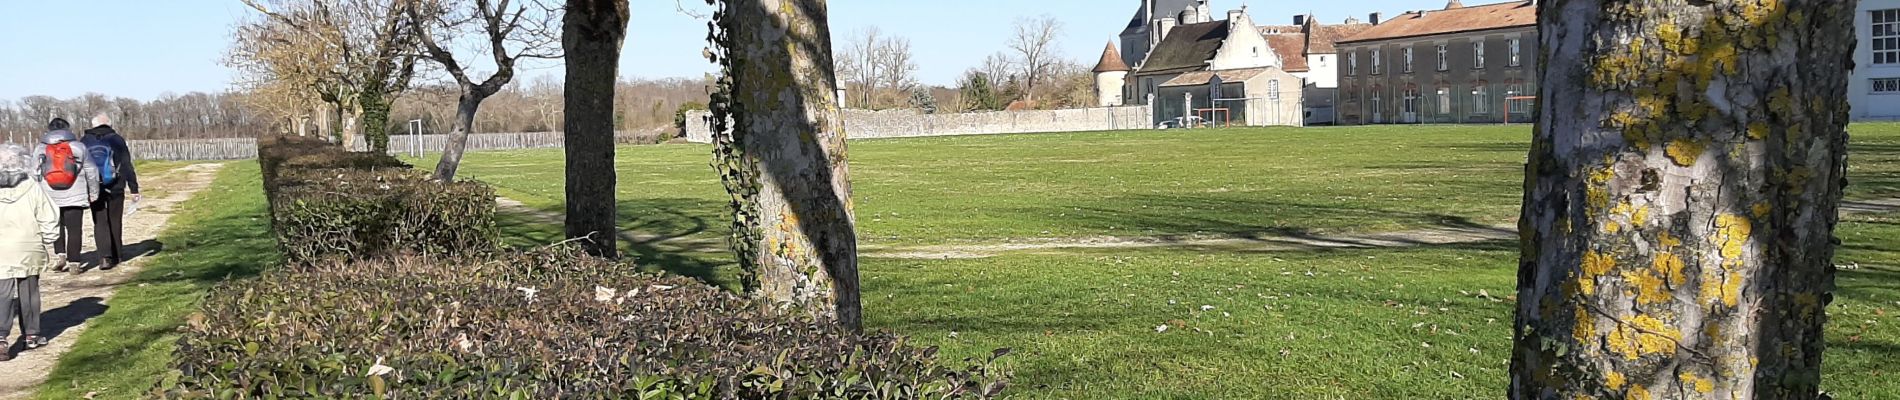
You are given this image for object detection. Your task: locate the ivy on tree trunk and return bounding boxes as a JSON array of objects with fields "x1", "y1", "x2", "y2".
[
  {"x1": 711, "y1": 0, "x2": 862, "y2": 331},
  {"x1": 1511, "y1": 1, "x2": 1851, "y2": 399}
]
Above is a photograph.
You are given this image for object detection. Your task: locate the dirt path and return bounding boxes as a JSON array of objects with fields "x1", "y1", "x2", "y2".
[{"x1": 0, "y1": 162, "x2": 225, "y2": 400}]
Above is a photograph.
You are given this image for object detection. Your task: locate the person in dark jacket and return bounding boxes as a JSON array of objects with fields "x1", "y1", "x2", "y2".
[
  {"x1": 33, "y1": 118, "x2": 99, "y2": 273},
  {"x1": 82, "y1": 114, "x2": 138, "y2": 270}
]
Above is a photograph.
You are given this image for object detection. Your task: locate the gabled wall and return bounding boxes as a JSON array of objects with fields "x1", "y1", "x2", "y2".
[{"x1": 1208, "y1": 11, "x2": 1279, "y2": 71}]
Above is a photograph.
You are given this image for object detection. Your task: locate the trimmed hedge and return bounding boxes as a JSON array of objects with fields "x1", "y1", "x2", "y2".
[
  {"x1": 158, "y1": 249, "x2": 1006, "y2": 399},
  {"x1": 257, "y1": 136, "x2": 497, "y2": 262}
]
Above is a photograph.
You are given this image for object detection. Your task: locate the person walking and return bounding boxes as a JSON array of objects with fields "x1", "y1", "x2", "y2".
[
  {"x1": 82, "y1": 114, "x2": 138, "y2": 270},
  {"x1": 32, "y1": 118, "x2": 99, "y2": 273},
  {"x1": 0, "y1": 144, "x2": 60, "y2": 361}
]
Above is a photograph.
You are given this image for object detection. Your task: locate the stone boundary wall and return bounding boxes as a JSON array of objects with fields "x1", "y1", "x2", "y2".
[{"x1": 683, "y1": 105, "x2": 1154, "y2": 143}]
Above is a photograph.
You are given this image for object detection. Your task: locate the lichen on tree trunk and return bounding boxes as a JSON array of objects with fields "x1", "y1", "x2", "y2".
[
  {"x1": 716, "y1": 0, "x2": 862, "y2": 331},
  {"x1": 1511, "y1": 1, "x2": 1852, "y2": 399}
]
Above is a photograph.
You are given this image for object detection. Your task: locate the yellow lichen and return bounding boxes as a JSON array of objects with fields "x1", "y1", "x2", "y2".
[
  {"x1": 1606, "y1": 370, "x2": 1627, "y2": 390},
  {"x1": 1631, "y1": 206, "x2": 1650, "y2": 228},
  {"x1": 1587, "y1": 164, "x2": 1616, "y2": 211},
  {"x1": 1655, "y1": 252, "x2": 1688, "y2": 286},
  {"x1": 1752, "y1": 202, "x2": 1772, "y2": 219},
  {"x1": 1607, "y1": 323, "x2": 1637, "y2": 359},
  {"x1": 1715, "y1": 214, "x2": 1752, "y2": 262},
  {"x1": 1625, "y1": 269, "x2": 1671, "y2": 305},
  {"x1": 1629, "y1": 315, "x2": 1681, "y2": 355},
  {"x1": 1659, "y1": 232, "x2": 1682, "y2": 248},
  {"x1": 1584, "y1": 251, "x2": 1615, "y2": 278},
  {"x1": 1722, "y1": 274, "x2": 1742, "y2": 307},
  {"x1": 1629, "y1": 384, "x2": 1652, "y2": 400},
  {"x1": 1681, "y1": 372, "x2": 1715, "y2": 393},
  {"x1": 1573, "y1": 307, "x2": 1597, "y2": 346},
  {"x1": 1747, "y1": 122, "x2": 1770, "y2": 140},
  {"x1": 1665, "y1": 138, "x2": 1705, "y2": 167}
]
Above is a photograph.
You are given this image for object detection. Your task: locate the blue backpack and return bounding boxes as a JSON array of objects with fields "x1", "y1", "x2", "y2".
[{"x1": 81, "y1": 136, "x2": 117, "y2": 186}]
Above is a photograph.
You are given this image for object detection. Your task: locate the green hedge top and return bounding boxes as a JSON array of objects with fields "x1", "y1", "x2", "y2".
[
  {"x1": 256, "y1": 135, "x2": 498, "y2": 263},
  {"x1": 159, "y1": 249, "x2": 1006, "y2": 399}
]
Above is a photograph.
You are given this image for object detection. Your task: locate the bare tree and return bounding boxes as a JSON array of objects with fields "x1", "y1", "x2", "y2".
[
  {"x1": 239, "y1": 0, "x2": 420, "y2": 152},
  {"x1": 714, "y1": 0, "x2": 861, "y2": 330},
  {"x1": 1007, "y1": 15, "x2": 1061, "y2": 101},
  {"x1": 562, "y1": 0, "x2": 628, "y2": 257},
  {"x1": 842, "y1": 27, "x2": 884, "y2": 109},
  {"x1": 873, "y1": 36, "x2": 917, "y2": 106},
  {"x1": 1510, "y1": 2, "x2": 1852, "y2": 398},
  {"x1": 412, "y1": 0, "x2": 562, "y2": 180}
]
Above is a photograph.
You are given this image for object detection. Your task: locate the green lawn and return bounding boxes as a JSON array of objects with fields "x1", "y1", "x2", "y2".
[
  {"x1": 33, "y1": 163, "x2": 275, "y2": 400},
  {"x1": 441, "y1": 123, "x2": 1900, "y2": 399}
]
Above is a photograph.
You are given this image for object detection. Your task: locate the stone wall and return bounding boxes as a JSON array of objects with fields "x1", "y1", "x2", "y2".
[{"x1": 683, "y1": 105, "x2": 1153, "y2": 143}]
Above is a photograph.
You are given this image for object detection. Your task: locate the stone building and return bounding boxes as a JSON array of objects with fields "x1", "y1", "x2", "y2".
[
  {"x1": 1099, "y1": 1, "x2": 1304, "y2": 127},
  {"x1": 1335, "y1": 1, "x2": 1538, "y2": 125},
  {"x1": 1257, "y1": 15, "x2": 1373, "y2": 124},
  {"x1": 1855, "y1": 0, "x2": 1900, "y2": 120}
]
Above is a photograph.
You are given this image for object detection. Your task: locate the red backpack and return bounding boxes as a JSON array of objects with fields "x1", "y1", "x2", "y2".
[{"x1": 43, "y1": 143, "x2": 80, "y2": 190}]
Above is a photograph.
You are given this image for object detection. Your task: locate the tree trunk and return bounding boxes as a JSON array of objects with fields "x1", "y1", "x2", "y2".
[
  {"x1": 1510, "y1": 2, "x2": 1851, "y2": 399},
  {"x1": 561, "y1": 0, "x2": 628, "y2": 258},
  {"x1": 433, "y1": 91, "x2": 485, "y2": 181},
  {"x1": 722, "y1": 0, "x2": 862, "y2": 331},
  {"x1": 342, "y1": 105, "x2": 361, "y2": 150}
]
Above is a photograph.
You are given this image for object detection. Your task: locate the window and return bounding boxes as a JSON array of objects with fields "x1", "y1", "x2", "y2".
[
  {"x1": 1437, "y1": 87, "x2": 1452, "y2": 114},
  {"x1": 1474, "y1": 42, "x2": 1487, "y2": 69},
  {"x1": 1473, "y1": 85, "x2": 1491, "y2": 114},
  {"x1": 1508, "y1": 39, "x2": 1522, "y2": 67},
  {"x1": 1403, "y1": 47, "x2": 1414, "y2": 73},
  {"x1": 1372, "y1": 49, "x2": 1383, "y2": 74},
  {"x1": 1436, "y1": 45, "x2": 1448, "y2": 71},
  {"x1": 1269, "y1": 79, "x2": 1282, "y2": 101},
  {"x1": 1349, "y1": 52, "x2": 1358, "y2": 75},
  {"x1": 1876, "y1": 78, "x2": 1900, "y2": 94},
  {"x1": 1877, "y1": 9, "x2": 1900, "y2": 65},
  {"x1": 1370, "y1": 93, "x2": 1383, "y2": 123}
]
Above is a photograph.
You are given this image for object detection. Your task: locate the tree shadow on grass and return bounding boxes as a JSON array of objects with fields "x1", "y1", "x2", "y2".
[{"x1": 494, "y1": 198, "x2": 737, "y2": 289}]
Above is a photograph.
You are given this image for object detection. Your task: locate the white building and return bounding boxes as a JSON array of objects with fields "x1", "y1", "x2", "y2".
[
  {"x1": 1100, "y1": 1, "x2": 1305, "y2": 127},
  {"x1": 1856, "y1": 1, "x2": 1900, "y2": 120}
]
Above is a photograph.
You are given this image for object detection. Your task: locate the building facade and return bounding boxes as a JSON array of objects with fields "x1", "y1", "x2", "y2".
[
  {"x1": 1258, "y1": 15, "x2": 1373, "y2": 124},
  {"x1": 1335, "y1": 1, "x2": 1538, "y2": 125},
  {"x1": 1100, "y1": 1, "x2": 1304, "y2": 127},
  {"x1": 1855, "y1": 0, "x2": 1900, "y2": 120}
]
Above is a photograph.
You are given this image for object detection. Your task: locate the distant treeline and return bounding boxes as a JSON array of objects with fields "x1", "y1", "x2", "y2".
[{"x1": 1, "y1": 76, "x2": 716, "y2": 141}]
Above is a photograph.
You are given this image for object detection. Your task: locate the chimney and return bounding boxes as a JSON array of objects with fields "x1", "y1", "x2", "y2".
[
  {"x1": 1369, "y1": 12, "x2": 1382, "y2": 25},
  {"x1": 1158, "y1": 18, "x2": 1178, "y2": 40},
  {"x1": 1228, "y1": 9, "x2": 1244, "y2": 23},
  {"x1": 1446, "y1": 0, "x2": 1464, "y2": 9},
  {"x1": 1293, "y1": 15, "x2": 1307, "y2": 26}
]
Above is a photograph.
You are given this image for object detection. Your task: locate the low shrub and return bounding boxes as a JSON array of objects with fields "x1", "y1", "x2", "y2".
[
  {"x1": 257, "y1": 135, "x2": 498, "y2": 262},
  {"x1": 158, "y1": 249, "x2": 1006, "y2": 399}
]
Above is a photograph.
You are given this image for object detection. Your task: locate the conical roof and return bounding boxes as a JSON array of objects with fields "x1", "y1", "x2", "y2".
[{"x1": 1092, "y1": 42, "x2": 1132, "y2": 73}]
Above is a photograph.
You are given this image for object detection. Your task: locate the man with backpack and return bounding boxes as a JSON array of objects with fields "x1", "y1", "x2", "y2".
[
  {"x1": 82, "y1": 114, "x2": 138, "y2": 270},
  {"x1": 31, "y1": 118, "x2": 99, "y2": 273}
]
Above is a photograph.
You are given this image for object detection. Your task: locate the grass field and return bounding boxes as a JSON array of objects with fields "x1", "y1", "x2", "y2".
[{"x1": 438, "y1": 123, "x2": 1900, "y2": 399}]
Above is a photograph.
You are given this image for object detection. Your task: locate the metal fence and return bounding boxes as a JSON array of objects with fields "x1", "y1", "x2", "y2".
[
  {"x1": 115, "y1": 131, "x2": 664, "y2": 161},
  {"x1": 129, "y1": 138, "x2": 260, "y2": 161}
]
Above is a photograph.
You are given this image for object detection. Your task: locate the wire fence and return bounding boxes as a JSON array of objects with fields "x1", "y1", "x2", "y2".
[{"x1": 117, "y1": 131, "x2": 669, "y2": 161}]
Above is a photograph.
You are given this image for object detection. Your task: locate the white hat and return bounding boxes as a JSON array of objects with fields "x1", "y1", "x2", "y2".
[{"x1": 91, "y1": 113, "x2": 112, "y2": 128}]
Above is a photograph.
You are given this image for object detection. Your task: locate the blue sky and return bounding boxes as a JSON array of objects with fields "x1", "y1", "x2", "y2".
[{"x1": 0, "y1": 0, "x2": 1434, "y2": 100}]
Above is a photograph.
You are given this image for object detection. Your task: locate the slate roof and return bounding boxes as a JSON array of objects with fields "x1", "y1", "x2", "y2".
[
  {"x1": 1338, "y1": 1, "x2": 1535, "y2": 44},
  {"x1": 1157, "y1": 67, "x2": 1274, "y2": 87},
  {"x1": 1120, "y1": 0, "x2": 1202, "y2": 36},
  {"x1": 1134, "y1": 20, "x2": 1229, "y2": 76}
]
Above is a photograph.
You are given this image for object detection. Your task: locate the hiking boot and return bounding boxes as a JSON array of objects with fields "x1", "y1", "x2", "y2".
[
  {"x1": 0, "y1": 342, "x2": 11, "y2": 362},
  {"x1": 22, "y1": 335, "x2": 46, "y2": 349},
  {"x1": 100, "y1": 259, "x2": 119, "y2": 271},
  {"x1": 52, "y1": 262, "x2": 71, "y2": 273}
]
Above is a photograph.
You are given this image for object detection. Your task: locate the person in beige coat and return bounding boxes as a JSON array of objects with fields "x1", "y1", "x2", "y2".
[{"x1": 0, "y1": 143, "x2": 59, "y2": 361}]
